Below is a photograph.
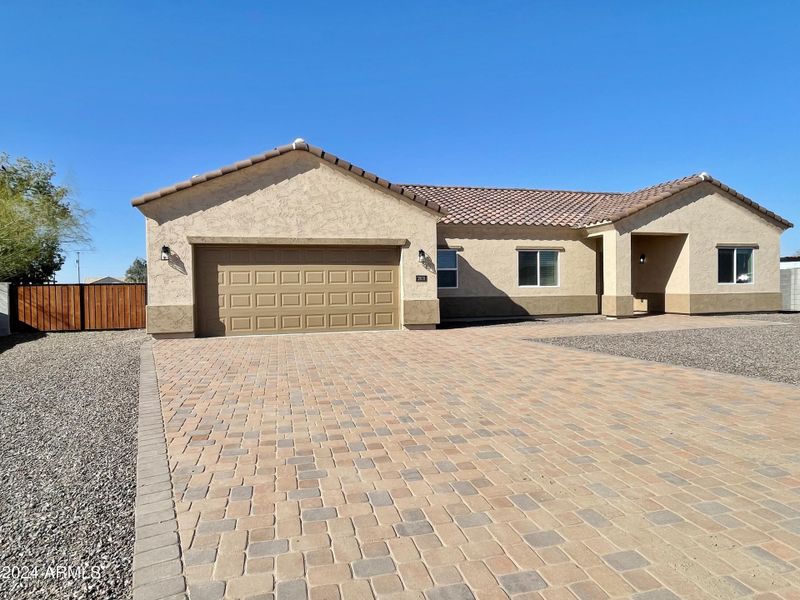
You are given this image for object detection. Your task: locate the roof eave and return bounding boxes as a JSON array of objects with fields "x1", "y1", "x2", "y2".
[
  {"x1": 131, "y1": 142, "x2": 447, "y2": 216},
  {"x1": 610, "y1": 175, "x2": 793, "y2": 229}
]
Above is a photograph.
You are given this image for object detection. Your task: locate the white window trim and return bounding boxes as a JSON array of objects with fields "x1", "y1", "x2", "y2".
[
  {"x1": 718, "y1": 246, "x2": 755, "y2": 285},
  {"x1": 437, "y1": 249, "x2": 458, "y2": 289},
  {"x1": 517, "y1": 249, "x2": 560, "y2": 288}
]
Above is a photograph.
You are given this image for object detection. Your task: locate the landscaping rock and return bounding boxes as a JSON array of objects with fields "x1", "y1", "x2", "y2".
[{"x1": 0, "y1": 330, "x2": 147, "y2": 599}]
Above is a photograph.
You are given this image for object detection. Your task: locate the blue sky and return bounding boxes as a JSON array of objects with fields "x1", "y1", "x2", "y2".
[{"x1": 2, "y1": 1, "x2": 799, "y2": 282}]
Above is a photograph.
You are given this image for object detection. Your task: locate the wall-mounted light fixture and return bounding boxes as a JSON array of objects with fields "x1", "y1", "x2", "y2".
[
  {"x1": 418, "y1": 249, "x2": 426, "y2": 263},
  {"x1": 161, "y1": 245, "x2": 171, "y2": 261},
  {"x1": 639, "y1": 254, "x2": 647, "y2": 264}
]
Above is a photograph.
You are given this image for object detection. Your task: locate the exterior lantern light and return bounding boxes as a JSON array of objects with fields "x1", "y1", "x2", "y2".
[
  {"x1": 418, "y1": 249, "x2": 426, "y2": 263},
  {"x1": 160, "y1": 246, "x2": 171, "y2": 261},
  {"x1": 639, "y1": 254, "x2": 646, "y2": 264}
]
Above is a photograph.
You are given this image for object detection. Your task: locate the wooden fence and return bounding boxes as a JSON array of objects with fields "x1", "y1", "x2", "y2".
[{"x1": 13, "y1": 284, "x2": 147, "y2": 332}]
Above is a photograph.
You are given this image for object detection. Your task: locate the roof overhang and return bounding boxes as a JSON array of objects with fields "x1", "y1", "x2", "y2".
[
  {"x1": 610, "y1": 173, "x2": 793, "y2": 230},
  {"x1": 131, "y1": 140, "x2": 447, "y2": 216}
]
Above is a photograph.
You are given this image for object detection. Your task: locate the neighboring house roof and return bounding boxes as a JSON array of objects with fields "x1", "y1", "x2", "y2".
[
  {"x1": 131, "y1": 139, "x2": 446, "y2": 215},
  {"x1": 405, "y1": 173, "x2": 793, "y2": 229},
  {"x1": 131, "y1": 140, "x2": 792, "y2": 229},
  {"x1": 85, "y1": 276, "x2": 125, "y2": 284}
]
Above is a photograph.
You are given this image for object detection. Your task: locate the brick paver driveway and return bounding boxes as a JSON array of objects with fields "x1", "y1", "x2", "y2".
[{"x1": 154, "y1": 316, "x2": 800, "y2": 600}]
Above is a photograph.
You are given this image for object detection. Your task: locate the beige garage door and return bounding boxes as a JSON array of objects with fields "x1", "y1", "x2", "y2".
[{"x1": 195, "y1": 245, "x2": 400, "y2": 336}]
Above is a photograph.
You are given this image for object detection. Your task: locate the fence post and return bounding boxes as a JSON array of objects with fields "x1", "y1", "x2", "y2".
[
  {"x1": 79, "y1": 283, "x2": 86, "y2": 331},
  {"x1": 0, "y1": 283, "x2": 10, "y2": 336}
]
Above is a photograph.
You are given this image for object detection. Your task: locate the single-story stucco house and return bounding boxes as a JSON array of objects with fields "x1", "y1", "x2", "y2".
[{"x1": 132, "y1": 139, "x2": 792, "y2": 337}]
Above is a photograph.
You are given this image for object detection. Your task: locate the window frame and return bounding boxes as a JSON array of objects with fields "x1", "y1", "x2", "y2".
[
  {"x1": 717, "y1": 246, "x2": 755, "y2": 285},
  {"x1": 437, "y1": 249, "x2": 459, "y2": 289},
  {"x1": 517, "y1": 249, "x2": 560, "y2": 288}
]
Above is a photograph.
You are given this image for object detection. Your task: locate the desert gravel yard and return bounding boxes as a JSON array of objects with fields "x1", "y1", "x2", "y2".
[
  {"x1": 539, "y1": 313, "x2": 800, "y2": 385},
  {"x1": 0, "y1": 330, "x2": 147, "y2": 600}
]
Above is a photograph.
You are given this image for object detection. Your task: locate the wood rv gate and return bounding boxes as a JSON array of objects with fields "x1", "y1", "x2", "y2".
[{"x1": 13, "y1": 284, "x2": 146, "y2": 332}]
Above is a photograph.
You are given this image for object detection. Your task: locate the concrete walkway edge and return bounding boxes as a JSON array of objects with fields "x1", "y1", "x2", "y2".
[{"x1": 132, "y1": 340, "x2": 187, "y2": 600}]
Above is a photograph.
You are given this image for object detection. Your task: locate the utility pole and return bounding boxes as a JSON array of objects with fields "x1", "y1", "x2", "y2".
[{"x1": 75, "y1": 250, "x2": 92, "y2": 283}]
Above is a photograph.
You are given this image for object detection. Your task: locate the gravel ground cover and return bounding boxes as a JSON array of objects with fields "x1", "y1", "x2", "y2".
[
  {"x1": 0, "y1": 330, "x2": 147, "y2": 600},
  {"x1": 540, "y1": 312, "x2": 800, "y2": 385}
]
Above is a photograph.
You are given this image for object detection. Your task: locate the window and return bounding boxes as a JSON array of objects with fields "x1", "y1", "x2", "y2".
[
  {"x1": 437, "y1": 249, "x2": 458, "y2": 288},
  {"x1": 718, "y1": 247, "x2": 754, "y2": 284},
  {"x1": 518, "y1": 250, "x2": 559, "y2": 287}
]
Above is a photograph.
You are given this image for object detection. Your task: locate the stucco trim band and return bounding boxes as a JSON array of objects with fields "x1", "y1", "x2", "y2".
[
  {"x1": 440, "y1": 295, "x2": 598, "y2": 320},
  {"x1": 687, "y1": 292, "x2": 782, "y2": 314},
  {"x1": 601, "y1": 294, "x2": 635, "y2": 317},
  {"x1": 632, "y1": 292, "x2": 782, "y2": 314},
  {"x1": 715, "y1": 243, "x2": 760, "y2": 249},
  {"x1": 186, "y1": 236, "x2": 410, "y2": 247},
  {"x1": 515, "y1": 246, "x2": 566, "y2": 252}
]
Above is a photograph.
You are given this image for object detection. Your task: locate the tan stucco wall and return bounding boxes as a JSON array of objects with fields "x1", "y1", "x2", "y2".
[
  {"x1": 597, "y1": 229, "x2": 634, "y2": 316},
  {"x1": 138, "y1": 152, "x2": 440, "y2": 334},
  {"x1": 436, "y1": 225, "x2": 598, "y2": 318},
  {"x1": 618, "y1": 182, "x2": 783, "y2": 298},
  {"x1": 403, "y1": 299, "x2": 440, "y2": 325}
]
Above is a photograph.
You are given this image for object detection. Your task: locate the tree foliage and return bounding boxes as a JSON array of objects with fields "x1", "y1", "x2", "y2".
[
  {"x1": 0, "y1": 154, "x2": 89, "y2": 283},
  {"x1": 125, "y1": 257, "x2": 147, "y2": 283}
]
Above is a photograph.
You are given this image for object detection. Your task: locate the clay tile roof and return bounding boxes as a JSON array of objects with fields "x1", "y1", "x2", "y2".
[
  {"x1": 401, "y1": 185, "x2": 617, "y2": 227},
  {"x1": 131, "y1": 140, "x2": 446, "y2": 215},
  {"x1": 132, "y1": 144, "x2": 791, "y2": 229},
  {"x1": 404, "y1": 173, "x2": 793, "y2": 229}
]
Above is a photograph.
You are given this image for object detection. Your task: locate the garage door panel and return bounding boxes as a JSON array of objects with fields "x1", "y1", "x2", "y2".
[
  {"x1": 329, "y1": 292, "x2": 349, "y2": 306},
  {"x1": 196, "y1": 245, "x2": 399, "y2": 336},
  {"x1": 256, "y1": 316, "x2": 278, "y2": 331},
  {"x1": 329, "y1": 313, "x2": 349, "y2": 328},
  {"x1": 255, "y1": 271, "x2": 276, "y2": 285},
  {"x1": 281, "y1": 315, "x2": 302, "y2": 329},
  {"x1": 229, "y1": 294, "x2": 251, "y2": 308},
  {"x1": 305, "y1": 292, "x2": 325, "y2": 306},
  {"x1": 375, "y1": 312, "x2": 395, "y2": 326},
  {"x1": 352, "y1": 313, "x2": 372, "y2": 327},
  {"x1": 256, "y1": 293, "x2": 276, "y2": 307},
  {"x1": 229, "y1": 316, "x2": 252, "y2": 332},
  {"x1": 280, "y1": 271, "x2": 301, "y2": 284},
  {"x1": 229, "y1": 271, "x2": 251, "y2": 285},
  {"x1": 306, "y1": 314, "x2": 326, "y2": 329},
  {"x1": 374, "y1": 269, "x2": 394, "y2": 283},
  {"x1": 352, "y1": 270, "x2": 371, "y2": 284},
  {"x1": 280, "y1": 293, "x2": 301, "y2": 307},
  {"x1": 374, "y1": 291, "x2": 394, "y2": 304},
  {"x1": 305, "y1": 270, "x2": 325, "y2": 284},
  {"x1": 328, "y1": 270, "x2": 348, "y2": 284}
]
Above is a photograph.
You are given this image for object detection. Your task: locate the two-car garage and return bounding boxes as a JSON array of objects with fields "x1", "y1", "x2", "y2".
[
  {"x1": 194, "y1": 245, "x2": 400, "y2": 336},
  {"x1": 134, "y1": 142, "x2": 442, "y2": 337}
]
